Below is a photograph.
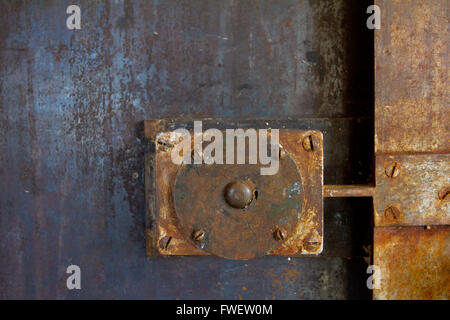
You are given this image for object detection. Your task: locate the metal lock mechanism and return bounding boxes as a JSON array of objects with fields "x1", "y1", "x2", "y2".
[{"x1": 145, "y1": 119, "x2": 324, "y2": 260}]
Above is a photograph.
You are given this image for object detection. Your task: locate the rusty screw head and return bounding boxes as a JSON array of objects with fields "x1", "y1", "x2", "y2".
[
  {"x1": 192, "y1": 229, "x2": 205, "y2": 242},
  {"x1": 159, "y1": 235, "x2": 172, "y2": 251},
  {"x1": 385, "y1": 162, "x2": 401, "y2": 178},
  {"x1": 273, "y1": 228, "x2": 287, "y2": 241},
  {"x1": 302, "y1": 135, "x2": 319, "y2": 152},
  {"x1": 438, "y1": 187, "x2": 449, "y2": 201},
  {"x1": 303, "y1": 237, "x2": 320, "y2": 252},
  {"x1": 224, "y1": 180, "x2": 254, "y2": 209},
  {"x1": 384, "y1": 205, "x2": 401, "y2": 220}
]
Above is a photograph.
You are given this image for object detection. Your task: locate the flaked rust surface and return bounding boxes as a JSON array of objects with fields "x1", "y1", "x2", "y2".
[
  {"x1": 375, "y1": 0, "x2": 449, "y2": 154},
  {"x1": 374, "y1": 154, "x2": 449, "y2": 227},
  {"x1": 147, "y1": 127, "x2": 323, "y2": 258},
  {"x1": 271, "y1": 130, "x2": 323, "y2": 255},
  {"x1": 373, "y1": 226, "x2": 450, "y2": 300},
  {"x1": 154, "y1": 131, "x2": 207, "y2": 256}
]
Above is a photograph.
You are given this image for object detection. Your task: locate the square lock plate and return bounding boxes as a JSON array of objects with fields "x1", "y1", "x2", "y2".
[{"x1": 144, "y1": 119, "x2": 323, "y2": 259}]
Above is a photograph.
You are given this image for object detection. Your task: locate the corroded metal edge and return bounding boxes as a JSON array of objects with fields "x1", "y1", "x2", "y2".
[{"x1": 373, "y1": 0, "x2": 450, "y2": 300}]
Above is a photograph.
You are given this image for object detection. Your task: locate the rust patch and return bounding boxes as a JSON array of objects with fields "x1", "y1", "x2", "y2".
[
  {"x1": 374, "y1": 0, "x2": 449, "y2": 301},
  {"x1": 373, "y1": 226, "x2": 450, "y2": 300},
  {"x1": 269, "y1": 130, "x2": 324, "y2": 256},
  {"x1": 374, "y1": 154, "x2": 449, "y2": 227},
  {"x1": 375, "y1": 0, "x2": 449, "y2": 154}
]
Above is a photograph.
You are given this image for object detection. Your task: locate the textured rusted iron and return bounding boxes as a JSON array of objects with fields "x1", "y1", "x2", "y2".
[
  {"x1": 373, "y1": 226, "x2": 450, "y2": 300},
  {"x1": 374, "y1": 154, "x2": 449, "y2": 227},
  {"x1": 373, "y1": 0, "x2": 449, "y2": 300},
  {"x1": 147, "y1": 125, "x2": 323, "y2": 258},
  {"x1": 375, "y1": 0, "x2": 449, "y2": 155},
  {"x1": 272, "y1": 131, "x2": 323, "y2": 255}
]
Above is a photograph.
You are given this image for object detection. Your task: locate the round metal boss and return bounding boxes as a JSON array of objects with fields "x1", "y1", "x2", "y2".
[
  {"x1": 173, "y1": 153, "x2": 303, "y2": 260},
  {"x1": 224, "y1": 180, "x2": 255, "y2": 209}
]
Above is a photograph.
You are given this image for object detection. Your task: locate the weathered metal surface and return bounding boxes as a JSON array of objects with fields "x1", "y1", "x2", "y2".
[
  {"x1": 0, "y1": 0, "x2": 374, "y2": 299},
  {"x1": 374, "y1": 154, "x2": 449, "y2": 227},
  {"x1": 145, "y1": 118, "x2": 374, "y2": 186},
  {"x1": 174, "y1": 156, "x2": 303, "y2": 260},
  {"x1": 149, "y1": 127, "x2": 323, "y2": 258},
  {"x1": 272, "y1": 130, "x2": 323, "y2": 255},
  {"x1": 373, "y1": 0, "x2": 449, "y2": 300},
  {"x1": 373, "y1": 226, "x2": 450, "y2": 300},
  {"x1": 375, "y1": 0, "x2": 449, "y2": 154}
]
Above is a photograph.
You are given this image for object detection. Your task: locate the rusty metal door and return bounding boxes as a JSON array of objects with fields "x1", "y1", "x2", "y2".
[{"x1": 0, "y1": 0, "x2": 447, "y2": 300}]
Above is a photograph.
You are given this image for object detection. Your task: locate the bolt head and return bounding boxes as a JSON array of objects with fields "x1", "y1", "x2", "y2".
[{"x1": 224, "y1": 180, "x2": 254, "y2": 209}]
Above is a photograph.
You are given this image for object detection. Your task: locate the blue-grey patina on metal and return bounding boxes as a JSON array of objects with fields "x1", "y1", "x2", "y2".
[{"x1": 0, "y1": 0, "x2": 373, "y2": 299}]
